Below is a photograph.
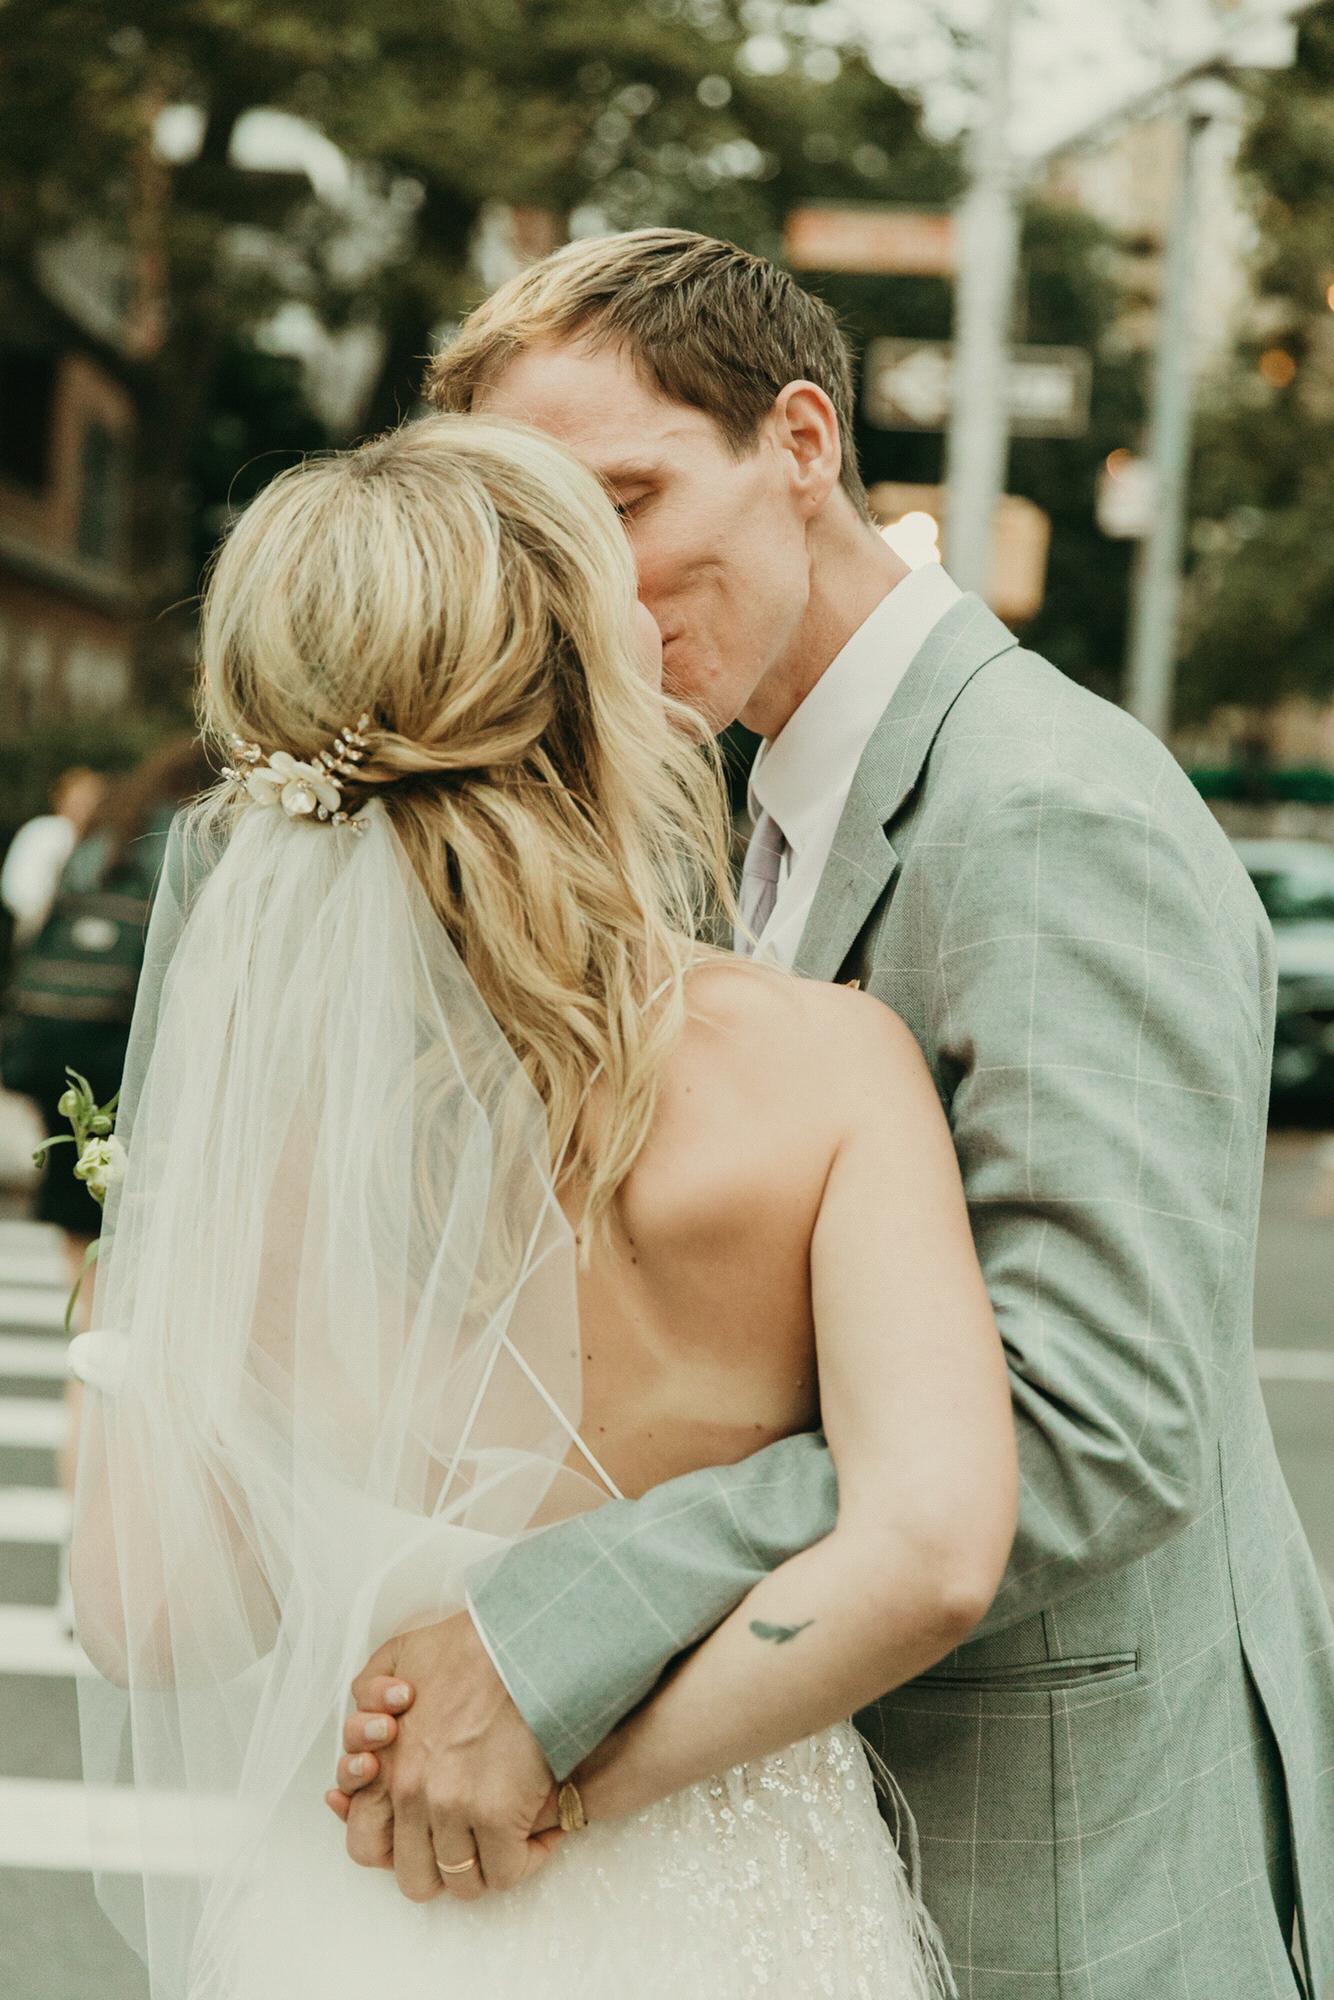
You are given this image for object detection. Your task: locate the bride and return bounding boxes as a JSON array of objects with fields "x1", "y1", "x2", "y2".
[{"x1": 68, "y1": 413, "x2": 1016, "y2": 1998}]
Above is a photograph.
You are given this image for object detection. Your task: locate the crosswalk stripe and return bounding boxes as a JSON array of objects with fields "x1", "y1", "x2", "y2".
[
  {"x1": 0, "y1": 1218, "x2": 62, "y2": 1251},
  {"x1": 0, "y1": 1604, "x2": 87, "y2": 1677},
  {"x1": 0, "y1": 1334, "x2": 68, "y2": 1380},
  {"x1": 0, "y1": 1486, "x2": 70, "y2": 1542},
  {"x1": 0, "y1": 1218, "x2": 71, "y2": 1293},
  {"x1": 0, "y1": 1253, "x2": 67, "y2": 1286},
  {"x1": 0, "y1": 1776, "x2": 239, "y2": 1873},
  {"x1": 0, "y1": 1283, "x2": 68, "y2": 1330},
  {"x1": 1256, "y1": 1348, "x2": 1334, "y2": 1384},
  {"x1": 0, "y1": 1396, "x2": 65, "y2": 1448}
]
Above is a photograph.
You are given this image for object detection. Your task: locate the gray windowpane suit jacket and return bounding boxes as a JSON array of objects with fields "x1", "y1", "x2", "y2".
[{"x1": 469, "y1": 596, "x2": 1334, "y2": 1998}]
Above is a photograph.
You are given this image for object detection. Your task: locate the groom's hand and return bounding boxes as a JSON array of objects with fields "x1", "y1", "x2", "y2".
[{"x1": 326, "y1": 1611, "x2": 563, "y2": 1901}]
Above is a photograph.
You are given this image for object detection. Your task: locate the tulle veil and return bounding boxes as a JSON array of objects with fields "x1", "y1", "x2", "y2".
[{"x1": 69, "y1": 796, "x2": 611, "y2": 1998}]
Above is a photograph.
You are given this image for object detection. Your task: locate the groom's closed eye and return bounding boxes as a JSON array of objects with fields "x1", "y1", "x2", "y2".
[
  {"x1": 597, "y1": 459, "x2": 662, "y2": 518},
  {"x1": 610, "y1": 484, "x2": 656, "y2": 523}
]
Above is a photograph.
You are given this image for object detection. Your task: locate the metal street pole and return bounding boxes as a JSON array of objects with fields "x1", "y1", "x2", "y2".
[
  {"x1": 944, "y1": 0, "x2": 1022, "y2": 593},
  {"x1": 1123, "y1": 87, "x2": 1221, "y2": 740}
]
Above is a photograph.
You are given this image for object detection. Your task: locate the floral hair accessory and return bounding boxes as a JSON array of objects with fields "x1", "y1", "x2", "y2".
[{"x1": 223, "y1": 712, "x2": 375, "y2": 832}]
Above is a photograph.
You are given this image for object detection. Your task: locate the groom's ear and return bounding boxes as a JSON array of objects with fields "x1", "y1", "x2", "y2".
[{"x1": 770, "y1": 381, "x2": 843, "y2": 519}]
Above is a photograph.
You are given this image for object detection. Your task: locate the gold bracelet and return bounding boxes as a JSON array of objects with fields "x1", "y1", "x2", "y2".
[{"x1": 557, "y1": 1779, "x2": 588, "y2": 1833}]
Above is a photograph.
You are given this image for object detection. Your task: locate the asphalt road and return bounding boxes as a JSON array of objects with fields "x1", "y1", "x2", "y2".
[{"x1": 0, "y1": 1123, "x2": 1330, "y2": 2000}]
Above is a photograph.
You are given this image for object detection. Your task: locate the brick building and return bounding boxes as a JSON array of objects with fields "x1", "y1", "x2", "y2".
[{"x1": 0, "y1": 276, "x2": 139, "y2": 737}]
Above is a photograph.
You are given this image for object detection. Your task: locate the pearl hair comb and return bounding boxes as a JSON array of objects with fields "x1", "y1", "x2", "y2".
[{"x1": 222, "y1": 713, "x2": 376, "y2": 832}]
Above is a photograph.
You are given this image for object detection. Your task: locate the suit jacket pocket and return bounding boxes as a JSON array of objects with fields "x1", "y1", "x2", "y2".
[{"x1": 920, "y1": 1650, "x2": 1140, "y2": 1694}]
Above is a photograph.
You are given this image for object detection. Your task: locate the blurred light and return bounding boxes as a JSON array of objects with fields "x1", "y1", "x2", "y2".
[
  {"x1": 852, "y1": 142, "x2": 890, "y2": 179},
  {"x1": 227, "y1": 108, "x2": 352, "y2": 203},
  {"x1": 569, "y1": 204, "x2": 610, "y2": 239},
  {"x1": 617, "y1": 83, "x2": 657, "y2": 117},
  {"x1": 1258, "y1": 348, "x2": 1298, "y2": 389},
  {"x1": 696, "y1": 74, "x2": 732, "y2": 108},
  {"x1": 803, "y1": 47, "x2": 841, "y2": 84},
  {"x1": 738, "y1": 34, "x2": 790, "y2": 77},
  {"x1": 716, "y1": 139, "x2": 764, "y2": 180},
  {"x1": 153, "y1": 103, "x2": 205, "y2": 165},
  {"x1": 881, "y1": 512, "x2": 942, "y2": 570},
  {"x1": 1096, "y1": 454, "x2": 1154, "y2": 541},
  {"x1": 1326, "y1": 283, "x2": 1334, "y2": 314}
]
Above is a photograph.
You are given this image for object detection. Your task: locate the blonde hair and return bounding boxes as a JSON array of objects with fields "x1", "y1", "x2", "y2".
[
  {"x1": 195, "y1": 413, "x2": 736, "y2": 1234},
  {"x1": 426, "y1": 227, "x2": 874, "y2": 524}
]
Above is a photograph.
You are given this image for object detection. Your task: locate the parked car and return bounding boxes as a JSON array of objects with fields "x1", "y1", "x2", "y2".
[{"x1": 1233, "y1": 838, "x2": 1334, "y2": 1111}]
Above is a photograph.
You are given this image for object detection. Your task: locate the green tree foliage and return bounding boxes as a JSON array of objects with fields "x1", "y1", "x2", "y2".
[
  {"x1": 0, "y1": 0, "x2": 1143, "y2": 734},
  {"x1": 1182, "y1": 1, "x2": 1334, "y2": 719},
  {"x1": 0, "y1": 3, "x2": 948, "y2": 625}
]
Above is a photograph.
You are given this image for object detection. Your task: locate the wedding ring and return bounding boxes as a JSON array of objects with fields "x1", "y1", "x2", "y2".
[{"x1": 438, "y1": 1854, "x2": 478, "y2": 1876}]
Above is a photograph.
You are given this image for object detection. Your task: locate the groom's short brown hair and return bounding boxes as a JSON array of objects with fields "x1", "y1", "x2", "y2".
[{"x1": 424, "y1": 228, "x2": 873, "y2": 523}]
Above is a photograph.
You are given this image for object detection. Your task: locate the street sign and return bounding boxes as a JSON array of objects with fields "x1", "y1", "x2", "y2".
[
  {"x1": 784, "y1": 207, "x2": 956, "y2": 277},
  {"x1": 867, "y1": 481, "x2": 1052, "y2": 626},
  {"x1": 863, "y1": 339, "x2": 1093, "y2": 438},
  {"x1": 865, "y1": 343, "x2": 954, "y2": 429}
]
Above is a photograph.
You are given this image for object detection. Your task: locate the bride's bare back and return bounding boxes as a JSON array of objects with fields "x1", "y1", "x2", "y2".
[
  {"x1": 337, "y1": 951, "x2": 1015, "y2": 1865},
  {"x1": 568, "y1": 961, "x2": 877, "y2": 1499}
]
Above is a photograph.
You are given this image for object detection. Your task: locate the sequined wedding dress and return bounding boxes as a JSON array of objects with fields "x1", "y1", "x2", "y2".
[{"x1": 230, "y1": 1721, "x2": 954, "y2": 2000}]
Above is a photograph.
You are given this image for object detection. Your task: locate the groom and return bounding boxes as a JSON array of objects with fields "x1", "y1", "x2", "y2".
[{"x1": 331, "y1": 230, "x2": 1333, "y2": 1994}]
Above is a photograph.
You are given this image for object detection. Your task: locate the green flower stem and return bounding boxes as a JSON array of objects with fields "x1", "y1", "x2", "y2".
[
  {"x1": 65, "y1": 1239, "x2": 101, "y2": 1337},
  {"x1": 30, "y1": 1134, "x2": 75, "y2": 1167}
]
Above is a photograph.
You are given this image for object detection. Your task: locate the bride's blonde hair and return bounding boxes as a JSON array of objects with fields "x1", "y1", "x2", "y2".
[{"x1": 195, "y1": 413, "x2": 736, "y2": 1232}]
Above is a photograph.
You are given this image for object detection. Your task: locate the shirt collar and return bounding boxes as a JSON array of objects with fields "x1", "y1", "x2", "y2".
[{"x1": 749, "y1": 563, "x2": 963, "y2": 853}]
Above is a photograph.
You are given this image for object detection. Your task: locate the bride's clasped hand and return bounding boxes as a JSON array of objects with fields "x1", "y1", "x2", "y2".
[{"x1": 326, "y1": 1616, "x2": 569, "y2": 1900}]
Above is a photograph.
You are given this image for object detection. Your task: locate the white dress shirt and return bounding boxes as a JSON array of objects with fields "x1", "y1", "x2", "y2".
[
  {"x1": 737, "y1": 563, "x2": 963, "y2": 968},
  {"x1": 0, "y1": 814, "x2": 77, "y2": 948}
]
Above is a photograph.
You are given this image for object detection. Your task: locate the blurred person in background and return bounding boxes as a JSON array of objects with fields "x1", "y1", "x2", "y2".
[
  {"x1": 0, "y1": 766, "x2": 107, "y2": 957},
  {"x1": 0, "y1": 735, "x2": 214, "y2": 1633}
]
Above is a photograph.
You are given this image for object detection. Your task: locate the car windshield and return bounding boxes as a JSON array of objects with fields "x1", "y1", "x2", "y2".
[{"x1": 1248, "y1": 863, "x2": 1334, "y2": 924}]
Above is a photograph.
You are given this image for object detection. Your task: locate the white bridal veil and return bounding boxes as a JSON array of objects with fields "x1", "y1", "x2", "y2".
[{"x1": 70, "y1": 798, "x2": 609, "y2": 1998}]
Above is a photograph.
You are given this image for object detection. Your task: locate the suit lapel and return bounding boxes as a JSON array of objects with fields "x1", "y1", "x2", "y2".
[
  {"x1": 792, "y1": 776, "x2": 900, "y2": 986},
  {"x1": 794, "y1": 593, "x2": 1017, "y2": 982}
]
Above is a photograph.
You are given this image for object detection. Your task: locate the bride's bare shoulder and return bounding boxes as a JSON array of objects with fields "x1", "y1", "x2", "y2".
[
  {"x1": 625, "y1": 961, "x2": 931, "y2": 1237},
  {"x1": 678, "y1": 958, "x2": 924, "y2": 1111}
]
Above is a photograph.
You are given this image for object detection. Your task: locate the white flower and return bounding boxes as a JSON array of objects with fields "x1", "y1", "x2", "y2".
[
  {"x1": 245, "y1": 751, "x2": 342, "y2": 820},
  {"x1": 67, "y1": 1328, "x2": 128, "y2": 1395},
  {"x1": 73, "y1": 1134, "x2": 129, "y2": 1203}
]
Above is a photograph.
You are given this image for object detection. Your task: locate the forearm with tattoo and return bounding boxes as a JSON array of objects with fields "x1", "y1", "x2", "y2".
[{"x1": 749, "y1": 1619, "x2": 815, "y2": 1644}]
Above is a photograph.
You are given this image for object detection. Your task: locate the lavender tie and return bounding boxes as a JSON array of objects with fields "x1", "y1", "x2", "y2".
[{"x1": 737, "y1": 807, "x2": 788, "y2": 956}]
